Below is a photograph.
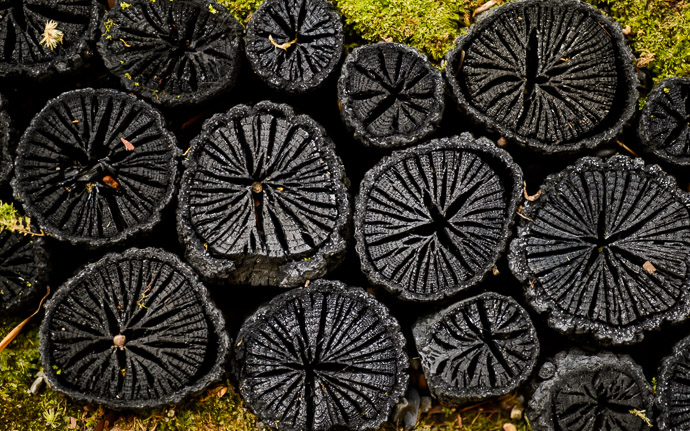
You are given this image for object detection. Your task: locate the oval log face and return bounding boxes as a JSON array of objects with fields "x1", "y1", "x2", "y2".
[
  {"x1": 445, "y1": 0, "x2": 637, "y2": 153},
  {"x1": 39, "y1": 248, "x2": 229, "y2": 410},
  {"x1": 413, "y1": 292, "x2": 539, "y2": 404},
  {"x1": 233, "y1": 279, "x2": 409, "y2": 431},
  {"x1": 355, "y1": 133, "x2": 522, "y2": 301},
  {"x1": 0, "y1": 0, "x2": 100, "y2": 78},
  {"x1": 510, "y1": 155, "x2": 690, "y2": 344},
  {"x1": 13, "y1": 88, "x2": 178, "y2": 248},
  {"x1": 639, "y1": 77, "x2": 690, "y2": 166},
  {"x1": 528, "y1": 351, "x2": 654, "y2": 431},
  {"x1": 97, "y1": 0, "x2": 243, "y2": 106},
  {"x1": 177, "y1": 101, "x2": 350, "y2": 287}
]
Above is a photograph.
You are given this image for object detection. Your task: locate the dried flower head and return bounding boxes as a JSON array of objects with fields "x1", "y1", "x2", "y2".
[{"x1": 40, "y1": 20, "x2": 64, "y2": 51}]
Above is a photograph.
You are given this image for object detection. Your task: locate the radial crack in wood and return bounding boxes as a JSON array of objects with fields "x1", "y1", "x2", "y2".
[
  {"x1": 97, "y1": 0, "x2": 243, "y2": 106},
  {"x1": 12, "y1": 88, "x2": 178, "y2": 248},
  {"x1": 38, "y1": 248, "x2": 229, "y2": 410},
  {"x1": 509, "y1": 155, "x2": 690, "y2": 344},
  {"x1": 233, "y1": 279, "x2": 409, "y2": 431},
  {"x1": 445, "y1": 0, "x2": 637, "y2": 153},
  {"x1": 177, "y1": 101, "x2": 350, "y2": 287},
  {"x1": 355, "y1": 133, "x2": 522, "y2": 301}
]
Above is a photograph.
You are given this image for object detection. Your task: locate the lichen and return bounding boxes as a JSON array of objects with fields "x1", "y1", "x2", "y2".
[{"x1": 215, "y1": 0, "x2": 265, "y2": 23}]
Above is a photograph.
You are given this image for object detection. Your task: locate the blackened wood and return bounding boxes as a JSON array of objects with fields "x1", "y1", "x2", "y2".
[
  {"x1": 97, "y1": 0, "x2": 243, "y2": 107},
  {"x1": 657, "y1": 334, "x2": 690, "y2": 430},
  {"x1": 528, "y1": 351, "x2": 653, "y2": 431},
  {"x1": 233, "y1": 279, "x2": 409, "y2": 431},
  {"x1": 0, "y1": 230, "x2": 48, "y2": 311},
  {"x1": 245, "y1": 0, "x2": 343, "y2": 93},
  {"x1": 39, "y1": 247, "x2": 229, "y2": 410},
  {"x1": 355, "y1": 133, "x2": 522, "y2": 301},
  {"x1": 177, "y1": 101, "x2": 350, "y2": 287},
  {"x1": 0, "y1": 93, "x2": 10, "y2": 184},
  {"x1": 13, "y1": 88, "x2": 178, "y2": 248},
  {"x1": 445, "y1": 0, "x2": 637, "y2": 153},
  {"x1": 413, "y1": 292, "x2": 539, "y2": 404},
  {"x1": 0, "y1": 0, "x2": 100, "y2": 78},
  {"x1": 509, "y1": 156, "x2": 690, "y2": 344},
  {"x1": 338, "y1": 42, "x2": 444, "y2": 148},
  {"x1": 639, "y1": 78, "x2": 690, "y2": 166}
]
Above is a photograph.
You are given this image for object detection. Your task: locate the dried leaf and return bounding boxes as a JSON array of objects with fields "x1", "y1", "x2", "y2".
[{"x1": 120, "y1": 137, "x2": 135, "y2": 151}]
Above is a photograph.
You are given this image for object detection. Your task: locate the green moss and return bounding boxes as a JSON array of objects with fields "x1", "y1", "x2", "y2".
[
  {"x1": 585, "y1": 0, "x2": 690, "y2": 86},
  {"x1": 334, "y1": 0, "x2": 492, "y2": 61},
  {"x1": 215, "y1": 0, "x2": 265, "y2": 23}
]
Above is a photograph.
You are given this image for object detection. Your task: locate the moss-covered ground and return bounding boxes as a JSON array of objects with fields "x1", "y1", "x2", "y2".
[{"x1": 1, "y1": 311, "x2": 529, "y2": 430}]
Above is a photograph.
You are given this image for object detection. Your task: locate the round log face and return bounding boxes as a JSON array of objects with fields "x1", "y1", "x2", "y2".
[
  {"x1": 639, "y1": 77, "x2": 690, "y2": 166},
  {"x1": 528, "y1": 351, "x2": 653, "y2": 431},
  {"x1": 234, "y1": 279, "x2": 409, "y2": 431},
  {"x1": 0, "y1": 0, "x2": 100, "y2": 78},
  {"x1": 658, "y1": 334, "x2": 690, "y2": 431},
  {"x1": 97, "y1": 0, "x2": 243, "y2": 106},
  {"x1": 13, "y1": 88, "x2": 178, "y2": 248},
  {"x1": 245, "y1": 0, "x2": 344, "y2": 93},
  {"x1": 445, "y1": 0, "x2": 637, "y2": 153},
  {"x1": 413, "y1": 292, "x2": 539, "y2": 404},
  {"x1": 355, "y1": 133, "x2": 522, "y2": 301},
  {"x1": 39, "y1": 248, "x2": 229, "y2": 410},
  {"x1": 338, "y1": 42, "x2": 444, "y2": 148},
  {"x1": 510, "y1": 156, "x2": 690, "y2": 344},
  {"x1": 0, "y1": 231, "x2": 48, "y2": 311},
  {"x1": 177, "y1": 101, "x2": 350, "y2": 287}
]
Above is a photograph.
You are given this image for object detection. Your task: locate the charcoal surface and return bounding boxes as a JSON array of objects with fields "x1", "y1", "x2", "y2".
[
  {"x1": 338, "y1": 42, "x2": 444, "y2": 148},
  {"x1": 528, "y1": 351, "x2": 653, "y2": 431},
  {"x1": 0, "y1": 93, "x2": 10, "y2": 184},
  {"x1": 509, "y1": 156, "x2": 690, "y2": 344},
  {"x1": 97, "y1": 0, "x2": 243, "y2": 106},
  {"x1": 0, "y1": 230, "x2": 48, "y2": 311},
  {"x1": 639, "y1": 78, "x2": 690, "y2": 166},
  {"x1": 413, "y1": 292, "x2": 539, "y2": 404},
  {"x1": 355, "y1": 133, "x2": 522, "y2": 301},
  {"x1": 245, "y1": 0, "x2": 343, "y2": 93},
  {"x1": 39, "y1": 247, "x2": 229, "y2": 410},
  {"x1": 0, "y1": 0, "x2": 99, "y2": 78},
  {"x1": 657, "y1": 334, "x2": 690, "y2": 430},
  {"x1": 13, "y1": 88, "x2": 178, "y2": 248},
  {"x1": 445, "y1": 0, "x2": 637, "y2": 153},
  {"x1": 233, "y1": 279, "x2": 409, "y2": 431},
  {"x1": 177, "y1": 101, "x2": 350, "y2": 287}
]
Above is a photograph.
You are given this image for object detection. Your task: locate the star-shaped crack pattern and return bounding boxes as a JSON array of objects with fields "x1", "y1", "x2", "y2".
[{"x1": 340, "y1": 43, "x2": 443, "y2": 147}]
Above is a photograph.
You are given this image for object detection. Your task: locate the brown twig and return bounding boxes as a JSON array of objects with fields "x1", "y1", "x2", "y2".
[
  {"x1": 269, "y1": 34, "x2": 298, "y2": 51},
  {"x1": 0, "y1": 285, "x2": 51, "y2": 353}
]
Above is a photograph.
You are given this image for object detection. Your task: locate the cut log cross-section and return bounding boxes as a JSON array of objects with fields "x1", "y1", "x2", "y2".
[
  {"x1": 338, "y1": 42, "x2": 445, "y2": 148},
  {"x1": 509, "y1": 156, "x2": 690, "y2": 344},
  {"x1": 529, "y1": 351, "x2": 654, "y2": 431},
  {"x1": 177, "y1": 101, "x2": 350, "y2": 287},
  {"x1": 245, "y1": 0, "x2": 344, "y2": 93},
  {"x1": 97, "y1": 0, "x2": 243, "y2": 106},
  {"x1": 0, "y1": 230, "x2": 48, "y2": 311},
  {"x1": 39, "y1": 248, "x2": 229, "y2": 410},
  {"x1": 13, "y1": 88, "x2": 178, "y2": 248},
  {"x1": 658, "y1": 334, "x2": 690, "y2": 431},
  {"x1": 413, "y1": 292, "x2": 539, "y2": 404},
  {"x1": 445, "y1": 0, "x2": 637, "y2": 153},
  {"x1": 233, "y1": 279, "x2": 409, "y2": 431},
  {"x1": 0, "y1": 0, "x2": 100, "y2": 78},
  {"x1": 355, "y1": 134, "x2": 522, "y2": 301},
  {"x1": 639, "y1": 78, "x2": 690, "y2": 166}
]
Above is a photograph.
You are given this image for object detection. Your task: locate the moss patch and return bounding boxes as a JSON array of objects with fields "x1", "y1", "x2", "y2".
[{"x1": 586, "y1": 0, "x2": 690, "y2": 85}]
